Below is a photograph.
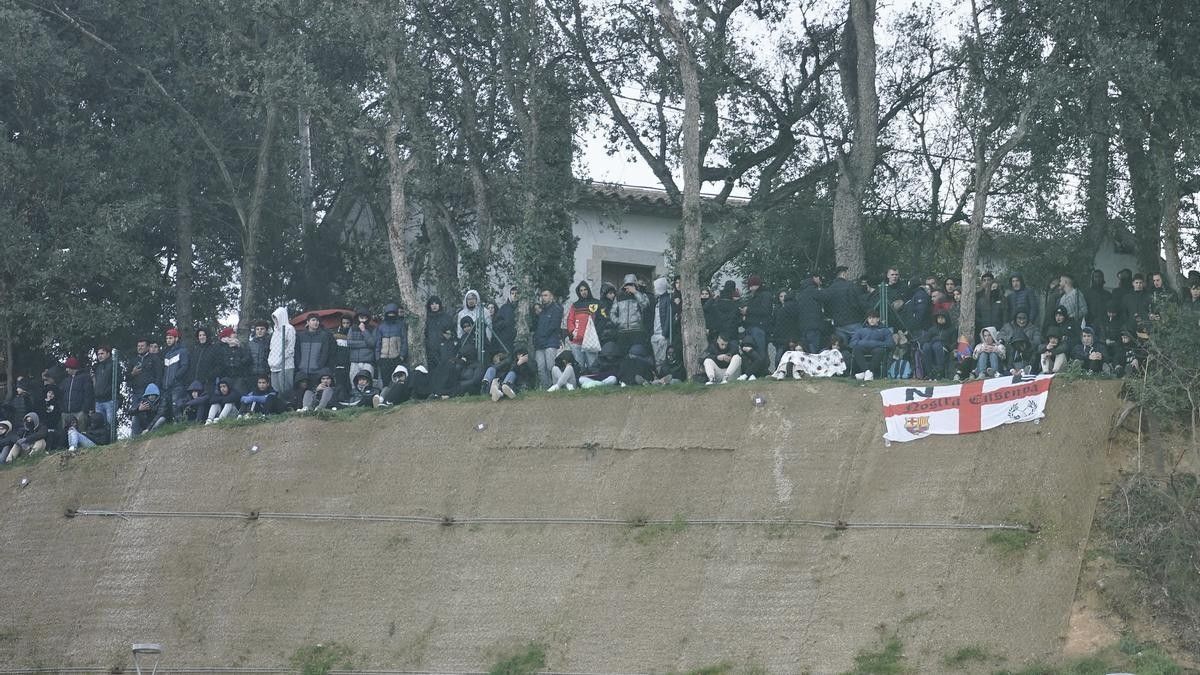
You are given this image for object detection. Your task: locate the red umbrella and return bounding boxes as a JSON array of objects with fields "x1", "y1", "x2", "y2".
[{"x1": 289, "y1": 308, "x2": 355, "y2": 331}]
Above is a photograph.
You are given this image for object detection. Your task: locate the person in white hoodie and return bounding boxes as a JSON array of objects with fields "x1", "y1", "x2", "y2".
[
  {"x1": 972, "y1": 326, "x2": 1006, "y2": 379},
  {"x1": 456, "y1": 290, "x2": 487, "y2": 339},
  {"x1": 268, "y1": 306, "x2": 296, "y2": 395}
]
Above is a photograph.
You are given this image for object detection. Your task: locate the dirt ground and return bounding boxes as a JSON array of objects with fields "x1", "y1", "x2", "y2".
[{"x1": 0, "y1": 379, "x2": 1123, "y2": 673}]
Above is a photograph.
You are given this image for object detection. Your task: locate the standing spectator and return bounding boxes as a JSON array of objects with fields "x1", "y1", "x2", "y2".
[
  {"x1": 792, "y1": 279, "x2": 827, "y2": 354},
  {"x1": 247, "y1": 320, "x2": 271, "y2": 381},
  {"x1": 39, "y1": 386, "x2": 62, "y2": 450},
  {"x1": 824, "y1": 265, "x2": 863, "y2": 345},
  {"x1": 566, "y1": 282, "x2": 602, "y2": 370},
  {"x1": 127, "y1": 338, "x2": 161, "y2": 400},
  {"x1": 649, "y1": 277, "x2": 680, "y2": 366},
  {"x1": 740, "y1": 275, "x2": 772, "y2": 355},
  {"x1": 186, "y1": 328, "x2": 224, "y2": 392},
  {"x1": 1121, "y1": 274, "x2": 1153, "y2": 327},
  {"x1": 331, "y1": 315, "x2": 353, "y2": 395},
  {"x1": 702, "y1": 334, "x2": 742, "y2": 385},
  {"x1": 1057, "y1": 274, "x2": 1088, "y2": 326},
  {"x1": 424, "y1": 297, "x2": 455, "y2": 367},
  {"x1": 533, "y1": 289, "x2": 564, "y2": 388},
  {"x1": 975, "y1": 272, "x2": 1006, "y2": 331},
  {"x1": 268, "y1": 307, "x2": 296, "y2": 395},
  {"x1": 1109, "y1": 268, "x2": 1134, "y2": 311},
  {"x1": 1149, "y1": 272, "x2": 1177, "y2": 321},
  {"x1": 598, "y1": 282, "x2": 619, "y2": 342},
  {"x1": 1040, "y1": 278, "x2": 1063, "y2": 335},
  {"x1": 346, "y1": 309, "x2": 378, "y2": 382},
  {"x1": 850, "y1": 310, "x2": 893, "y2": 381},
  {"x1": 4, "y1": 377, "x2": 36, "y2": 423},
  {"x1": 457, "y1": 290, "x2": 485, "y2": 339},
  {"x1": 931, "y1": 288, "x2": 956, "y2": 317},
  {"x1": 162, "y1": 328, "x2": 190, "y2": 414},
  {"x1": 704, "y1": 280, "x2": 740, "y2": 342},
  {"x1": 129, "y1": 384, "x2": 169, "y2": 436},
  {"x1": 879, "y1": 268, "x2": 909, "y2": 325},
  {"x1": 610, "y1": 275, "x2": 650, "y2": 356},
  {"x1": 372, "y1": 306, "x2": 406, "y2": 383},
  {"x1": 493, "y1": 286, "x2": 519, "y2": 352},
  {"x1": 1083, "y1": 270, "x2": 1111, "y2": 326},
  {"x1": 898, "y1": 276, "x2": 932, "y2": 333},
  {"x1": 219, "y1": 327, "x2": 252, "y2": 393},
  {"x1": 59, "y1": 356, "x2": 94, "y2": 431},
  {"x1": 92, "y1": 345, "x2": 118, "y2": 436},
  {"x1": 1005, "y1": 274, "x2": 1039, "y2": 326},
  {"x1": 294, "y1": 313, "x2": 334, "y2": 386}
]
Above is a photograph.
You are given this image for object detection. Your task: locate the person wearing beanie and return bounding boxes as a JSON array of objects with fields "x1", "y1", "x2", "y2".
[
  {"x1": 59, "y1": 355, "x2": 95, "y2": 431},
  {"x1": 1048, "y1": 305, "x2": 1078, "y2": 352},
  {"x1": 3, "y1": 376, "x2": 37, "y2": 424},
  {"x1": 740, "y1": 275, "x2": 772, "y2": 355},
  {"x1": 162, "y1": 328, "x2": 190, "y2": 415},
  {"x1": 704, "y1": 280, "x2": 740, "y2": 342}
]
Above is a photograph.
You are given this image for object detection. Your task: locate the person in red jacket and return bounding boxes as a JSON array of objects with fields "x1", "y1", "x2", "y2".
[{"x1": 566, "y1": 281, "x2": 603, "y2": 371}]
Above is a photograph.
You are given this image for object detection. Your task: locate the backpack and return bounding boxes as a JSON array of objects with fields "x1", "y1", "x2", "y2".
[{"x1": 887, "y1": 357, "x2": 913, "y2": 380}]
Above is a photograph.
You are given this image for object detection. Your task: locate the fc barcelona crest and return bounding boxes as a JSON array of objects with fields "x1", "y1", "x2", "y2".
[{"x1": 904, "y1": 416, "x2": 930, "y2": 435}]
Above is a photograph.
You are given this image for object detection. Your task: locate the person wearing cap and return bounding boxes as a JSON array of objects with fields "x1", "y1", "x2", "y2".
[
  {"x1": 186, "y1": 327, "x2": 224, "y2": 393},
  {"x1": 127, "y1": 338, "x2": 161, "y2": 401},
  {"x1": 740, "y1": 275, "x2": 773, "y2": 356},
  {"x1": 822, "y1": 265, "x2": 863, "y2": 346},
  {"x1": 1048, "y1": 305, "x2": 1078, "y2": 352},
  {"x1": 59, "y1": 356, "x2": 95, "y2": 432},
  {"x1": 218, "y1": 326, "x2": 253, "y2": 393},
  {"x1": 161, "y1": 328, "x2": 190, "y2": 416},
  {"x1": 1070, "y1": 327, "x2": 1108, "y2": 374},
  {"x1": 294, "y1": 313, "x2": 334, "y2": 387},
  {"x1": 610, "y1": 274, "x2": 651, "y2": 357},
  {"x1": 247, "y1": 320, "x2": 272, "y2": 382}
]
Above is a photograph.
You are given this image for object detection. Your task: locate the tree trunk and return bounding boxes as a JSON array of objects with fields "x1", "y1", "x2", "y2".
[
  {"x1": 237, "y1": 103, "x2": 277, "y2": 338},
  {"x1": 656, "y1": 0, "x2": 707, "y2": 376},
  {"x1": 1082, "y1": 79, "x2": 1110, "y2": 266},
  {"x1": 3, "y1": 320, "x2": 11, "y2": 400},
  {"x1": 1123, "y1": 132, "x2": 1163, "y2": 275},
  {"x1": 175, "y1": 167, "x2": 194, "y2": 337},
  {"x1": 384, "y1": 55, "x2": 427, "y2": 365},
  {"x1": 298, "y1": 106, "x2": 317, "y2": 300},
  {"x1": 831, "y1": 0, "x2": 879, "y2": 279},
  {"x1": 1156, "y1": 139, "x2": 1182, "y2": 292}
]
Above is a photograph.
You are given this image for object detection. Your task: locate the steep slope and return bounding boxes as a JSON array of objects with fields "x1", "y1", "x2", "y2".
[{"x1": 0, "y1": 380, "x2": 1121, "y2": 672}]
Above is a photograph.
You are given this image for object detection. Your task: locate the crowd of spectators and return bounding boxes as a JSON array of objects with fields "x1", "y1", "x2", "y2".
[{"x1": 3, "y1": 265, "x2": 1198, "y2": 463}]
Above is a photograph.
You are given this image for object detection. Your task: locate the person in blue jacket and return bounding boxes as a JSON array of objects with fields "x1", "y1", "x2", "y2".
[{"x1": 849, "y1": 310, "x2": 894, "y2": 381}]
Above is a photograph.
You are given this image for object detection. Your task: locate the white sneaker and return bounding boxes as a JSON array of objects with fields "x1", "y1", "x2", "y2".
[
  {"x1": 748, "y1": 375, "x2": 756, "y2": 381},
  {"x1": 771, "y1": 371, "x2": 785, "y2": 380},
  {"x1": 565, "y1": 383, "x2": 575, "y2": 391},
  {"x1": 547, "y1": 384, "x2": 560, "y2": 392},
  {"x1": 855, "y1": 372, "x2": 865, "y2": 381},
  {"x1": 736, "y1": 374, "x2": 749, "y2": 381},
  {"x1": 68, "y1": 445, "x2": 78, "y2": 452},
  {"x1": 705, "y1": 380, "x2": 715, "y2": 386},
  {"x1": 864, "y1": 370, "x2": 874, "y2": 381},
  {"x1": 501, "y1": 383, "x2": 516, "y2": 399},
  {"x1": 489, "y1": 380, "x2": 502, "y2": 402}
]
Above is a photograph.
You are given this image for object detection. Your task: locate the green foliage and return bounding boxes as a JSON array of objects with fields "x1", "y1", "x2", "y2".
[
  {"x1": 985, "y1": 529, "x2": 1036, "y2": 555},
  {"x1": 943, "y1": 645, "x2": 998, "y2": 669},
  {"x1": 630, "y1": 513, "x2": 688, "y2": 545},
  {"x1": 1099, "y1": 472, "x2": 1200, "y2": 650},
  {"x1": 1126, "y1": 306, "x2": 1200, "y2": 422},
  {"x1": 290, "y1": 642, "x2": 354, "y2": 675},
  {"x1": 487, "y1": 642, "x2": 546, "y2": 675},
  {"x1": 842, "y1": 637, "x2": 909, "y2": 675}
]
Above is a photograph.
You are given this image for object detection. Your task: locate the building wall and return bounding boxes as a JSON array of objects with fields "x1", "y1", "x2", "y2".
[{"x1": 571, "y1": 205, "x2": 675, "y2": 288}]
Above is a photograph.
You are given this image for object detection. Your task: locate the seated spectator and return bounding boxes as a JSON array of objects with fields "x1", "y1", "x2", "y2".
[
  {"x1": 205, "y1": 379, "x2": 241, "y2": 424},
  {"x1": 1094, "y1": 303, "x2": 1127, "y2": 353},
  {"x1": 129, "y1": 384, "x2": 169, "y2": 436},
  {"x1": 886, "y1": 332, "x2": 915, "y2": 379},
  {"x1": 374, "y1": 365, "x2": 412, "y2": 406},
  {"x1": 735, "y1": 339, "x2": 769, "y2": 381},
  {"x1": 179, "y1": 381, "x2": 210, "y2": 424},
  {"x1": 773, "y1": 337, "x2": 848, "y2": 379},
  {"x1": 702, "y1": 334, "x2": 743, "y2": 385},
  {"x1": 850, "y1": 310, "x2": 893, "y2": 381},
  {"x1": 66, "y1": 412, "x2": 111, "y2": 452},
  {"x1": 1070, "y1": 327, "x2": 1107, "y2": 374},
  {"x1": 4, "y1": 377, "x2": 37, "y2": 423},
  {"x1": 652, "y1": 344, "x2": 688, "y2": 385},
  {"x1": 1110, "y1": 329, "x2": 1143, "y2": 377},
  {"x1": 998, "y1": 311, "x2": 1040, "y2": 374},
  {"x1": 485, "y1": 348, "x2": 536, "y2": 401},
  {"x1": 972, "y1": 327, "x2": 1005, "y2": 378},
  {"x1": 302, "y1": 370, "x2": 337, "y2": 412},
  {"x1": 239, "y1": 376, "x2": 281, "y2": 416},
  {"x1": 339, "y1": 370, "x2": 380, "y2": 407},
  {"x1": 1048, "y1": 306, "x2": 1078, "y2": 352},
  {"x1": 0, "y1": 420, "x2": 19, "y2": 463},
  {"x1": 547, "y1": 350, "x2": 579, "y2": 392},
  {"x1": 618, "y1": 343, "x2": 656, "y2": 386},
  {"x1": 1039, "y1": 331, "x2": 1069, "y2": 374},
  {"x1": 579, "y1": 341, "x2": 622, "y2": 389},
  {"x1": 916, "y1": 312, "x2": 955, "y2": 380},
  {"x1": 5, "y1": 413, "x2": 50, "y2": 461}
]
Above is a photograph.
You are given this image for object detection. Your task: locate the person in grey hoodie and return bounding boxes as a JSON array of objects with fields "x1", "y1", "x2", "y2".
[{"x1": 268, "y1": 307, "x2": 296, "y2": 395}]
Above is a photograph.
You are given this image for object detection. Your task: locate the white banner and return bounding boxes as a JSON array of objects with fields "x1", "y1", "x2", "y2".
[{"x1": 880, "y1": 374, "x2": 1054, "y2": 443}]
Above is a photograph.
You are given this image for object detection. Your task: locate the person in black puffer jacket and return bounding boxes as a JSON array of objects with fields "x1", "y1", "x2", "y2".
[{"x1": 186, "y1": 328, "x2": 225, "y2": 393}]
